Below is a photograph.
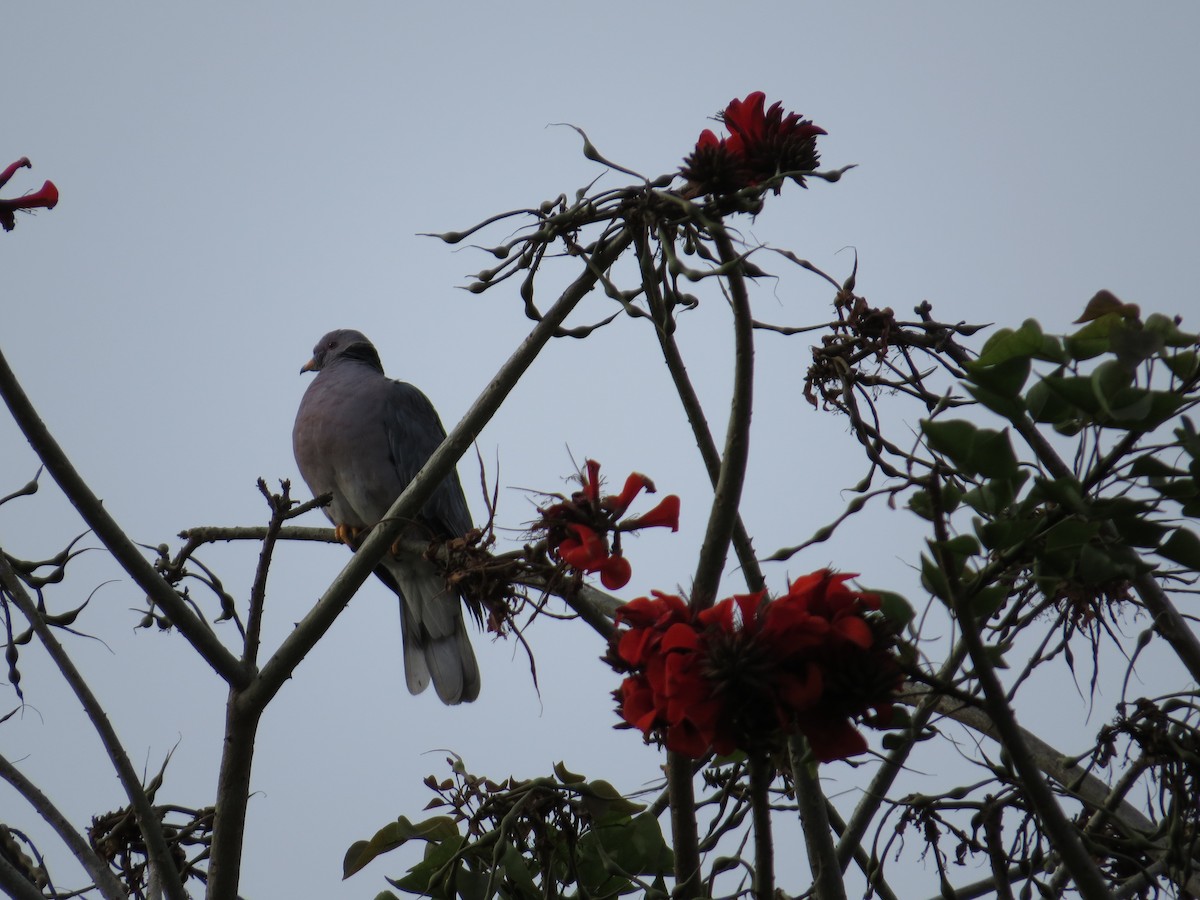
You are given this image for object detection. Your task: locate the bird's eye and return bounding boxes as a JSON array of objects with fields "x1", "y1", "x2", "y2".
[{"x1": 326, "y1": 340, "x2": 338, "y2": 349}]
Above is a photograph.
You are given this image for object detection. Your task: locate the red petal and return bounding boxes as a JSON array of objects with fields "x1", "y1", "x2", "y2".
[
  {"x1": 560, "y1": 524, "x2": 608, "y2": 570},
  {"x1": 664, "y1": 720, "x2": 711, "y2": 759},
  {"x1": 698, "y1": 595, "x2": 736, "y2": 632},
  {"x1": 0, "y1": 180, "x2": 59, "y2": 212},
  {"x1": 0, "y1": 157, "x2": 31, "y2": 189},
  {"x1": 616, "y1": 592, "x2": 685, "y2": 627},
  {"x1": 583, "y1": 459, "x2": 602, "y2": 502},
  {"x1": 617, "y1": 627, "x2": 652, "y2": 666},
  {"x1": 622, "y1": 495, "x2": 680, "y2": 532},
  {"x1": 600, "y1": 555, "x2": 631, "y2": 590},
  {"x1": 608, "y1": 472, "x2": 655, "y2": 516},
  {"x1": 619, "y1": 677, "x2": 658, "y2": 732},
  {"x1": 801, "y1": 718, "x2": 868, "y2": 763},
  {"x1": 776, "y1": 661, "x2": 823, "y2": 711},
  {"x1": 833, "y1": 614, "x2": 874, "y2": 649},
  {"x1": 660, "y1": 621, "x2": 700, "y2": 653}
]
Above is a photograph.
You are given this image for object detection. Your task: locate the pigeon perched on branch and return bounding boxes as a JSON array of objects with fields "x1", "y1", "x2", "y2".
[{"x1": 293, "y1": 329, "x2": 481, "y2": 704}]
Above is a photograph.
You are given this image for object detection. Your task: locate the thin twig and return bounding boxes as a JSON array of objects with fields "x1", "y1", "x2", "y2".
[
  {"x1": 689, "y1": 226, "x2": 756, "y2": 610},
  {"x1": 0, "y1": 752, "x2": 127, "y2": 900},
  {"x1": 925, "y1": 476, "x2": 1113, "y2": 900},
  {"x1": 0, "y1": 346, "x2": 245, "y2": 687},
  {"x1": 0, "y1": 549, "x2": 188, "y2": 900}
]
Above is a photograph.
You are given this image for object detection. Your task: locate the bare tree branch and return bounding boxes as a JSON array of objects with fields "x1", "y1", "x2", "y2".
[
  {"x1": 0, "y1": 752, "x2": 127, "y2": 900},
  {"x1": 0, "y1": 549, "x2": 187, "y2": 900},
  {"x1": 0, "y1": 347, "x2": 246, "y2": 687}
]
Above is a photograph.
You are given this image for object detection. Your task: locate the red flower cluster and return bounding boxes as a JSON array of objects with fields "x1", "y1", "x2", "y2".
[
  {"x1": 1, "y1": 158, "x2": 59, "y2": 232},
  {"x1": 681, "y1": 92, "x2": 825, "y2": 196},
  {"x1": 536, "y1": 459, "x2": 680, "y2": 590},
  {"x1": 610, "y1": 570, "x2": 902, "y2": 762}
]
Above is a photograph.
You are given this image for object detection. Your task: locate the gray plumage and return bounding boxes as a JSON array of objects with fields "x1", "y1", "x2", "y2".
[{"x1": 292, "y1": 329, "x2": 481, "y2": 704}]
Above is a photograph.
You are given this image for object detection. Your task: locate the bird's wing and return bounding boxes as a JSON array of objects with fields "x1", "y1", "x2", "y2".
[{"x1": 381, "y1": 379, "x2": 473, "y2": 540}]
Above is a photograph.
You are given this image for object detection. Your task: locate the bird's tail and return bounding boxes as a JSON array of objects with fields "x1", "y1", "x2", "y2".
[{"x1": 381, "y1": 555, "x2": 480, "y2": 704}]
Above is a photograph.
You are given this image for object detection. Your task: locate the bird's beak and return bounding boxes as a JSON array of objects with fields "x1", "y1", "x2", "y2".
[{"x1": 300, "y1": 358, "x2": 318, "y2": 374}]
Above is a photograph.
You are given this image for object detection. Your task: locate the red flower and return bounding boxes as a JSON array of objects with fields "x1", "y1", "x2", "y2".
[
  {"x1": 679, "y1": 130, "x2": 750, "y2": 197},
  {"x1": 609, "y1": 570, "x2": 903, "y2": 763},
  {"x1": 680, "y1": 92, "x2": 826, "y2": 196},
  {"x1": 534, "y1": 459, "x2": 681, "y2": 589},
  {"x1": 0, "y1": 158, "x2": 59, "y2": 233},
  {"x1": 556, "y1": 524, "x2": 609, "y2": 572}
]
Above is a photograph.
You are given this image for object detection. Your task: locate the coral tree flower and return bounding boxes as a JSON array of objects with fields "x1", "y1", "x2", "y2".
[
  {"x1": 534, "y1": 460, "x2": 681, "y2": 591},
  {"x1": 609, "y1": 570, "x2": 902, "y2": 763},
  {"x1": 0, "y1": 158, "x2": 59, "y2": 232},
  {"x1": 681, "y1": 92, "x2": 826, "y2": 196}
]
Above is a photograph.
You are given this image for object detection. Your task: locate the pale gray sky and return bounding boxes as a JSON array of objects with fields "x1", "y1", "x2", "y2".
[{"x1": 3, "y1": 4, "x2": 1199, "y2": 898}]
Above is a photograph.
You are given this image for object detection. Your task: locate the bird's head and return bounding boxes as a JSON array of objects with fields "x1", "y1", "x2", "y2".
[{"x1": 300, "y1": 329, "x2": 382, "y2": 374}]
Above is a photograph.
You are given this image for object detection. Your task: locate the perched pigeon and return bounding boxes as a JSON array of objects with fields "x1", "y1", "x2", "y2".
[{"x1": 293, "y1": 329, "x2": 481, "y2": 704}]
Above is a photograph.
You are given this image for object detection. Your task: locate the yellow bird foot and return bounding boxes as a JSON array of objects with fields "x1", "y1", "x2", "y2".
[{"x1": 334, "y1": 524, "x2": 365, "y2": 547}]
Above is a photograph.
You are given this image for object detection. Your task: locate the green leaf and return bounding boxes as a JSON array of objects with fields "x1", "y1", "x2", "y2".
[
  {"x1": 1065, "y1": 314, "x2": 1120, "y2": 360},
  {"x1": 500, "y1": 843, "x2": 540, "y2": 897},
  {"x1": 977, "y1": 517, "x2": 1041, "y2": 551},
  {"x1": 553, "y1": 761, "x2": 586, "y2": 784},
  {"x1": 1089, "y1": 359, "x2": 1133, "y2": 413},
  {"x1": 1076, "y1": 543, "x2": 1128, "y2": 583},
  {"x1": 388, "y1": 836, "x2": 469, "y2": 897},
  {"x1": 872, "y1": 590, "x2": 916, "y2": 628},
  {"x1": 344, "y1": 816, "x2": 461, "y2": 879},
  {"x1": 933, "y1": 536, "x2": 981, "y2": 578},
  {"x1": 968, "y1": 584, "x2": 1009, "y2": 619},
  {"x1": 968, "y1": 351, "x2": 1033, "y2": 395},
  {"x1": 1163, "y1": 350, "x2": 1200, "y2": 380},
  {"x1": 1109, "y1": 321, "x2": 1165, "y2": 369},
  {"x1": 576, "y1": 811, "x2": 673, "y2": 895},
  {"x1": 578, "y1": 778, "x2": 644, "y2": 821},
  {"x1": 1040, "y1": 374, "x2": 1103, "y2": 416},
  {"x1": 921, "y1": 552, "x2": 951, "y2": 603},
  {"x1": 964, "y1": 381, "x2": 1026, "y2": 420},
  {"x1": 1025, "y1": 376, "x2": 1076, "y2": 426},
  {"x1": 980, "y1": 642, "x2": 1010, "y2": 669},
  {"x1": 908, "y1": 489, "x2": 935, "y2": 521},
  {"x1": 921, "y1": 419, "x2": 978, "y2": 469},
  {"x1": 1130, "y1": 456, "x2": 1186, "y2": 478},
  {"x1": 970, "y1": 428, "x2": 1020, "y2": 478},
  {"x1": 1028, "y1": 476, "x2": 1086, "y2": 512},
  {"x1": 1159, "y1": 528, "x2": 1200, "y2": 569},
  {"x1": 1109, "y1": 513, "x2": 1169, "y2": 549},
  {"x1": 972, "y1": 319, "x2": 1066, "y2": 366},
  {"x1": 1151, "y1": 477, "x2": 1198, "y2": 502},
  {"x1": 617, "y1": 811, "x2": 674, "y2": 874},
  {"x1": 1041, "y1": 518, "x2": 1100, "y2": 554},
  {"x1": 921, "y1": 420, "x2": 1020, "y2": 479},
  {"x1": 1144, "y1": 312, "x2": 1198, "y2": 347}
]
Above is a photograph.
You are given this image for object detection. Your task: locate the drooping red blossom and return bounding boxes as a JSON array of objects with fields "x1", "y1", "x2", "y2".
[
  {"x1": 556, "y1": 523, "x2": 610, "y2": 572},
  {"x1": 620, "y1": 494, "x2": 680, "y2": 533},
  {"x1": 680, "y1": 92, "x2": 826, "y2": 197},
  {"x1": 609, "y1": 570, "x2": 903, "y2": 763},
  {"x1": 532, "y1": 459, "x2": 681, "y2": 591},
  {"x1": 606, "y1": 472, "x2": 655, "y2": 517},
  {"x1": 598, "y1": 555, "x2": 632, "y2": 591},
  {"x1": 0, "y1": 158, "x2": 59, "y2": 232}
]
